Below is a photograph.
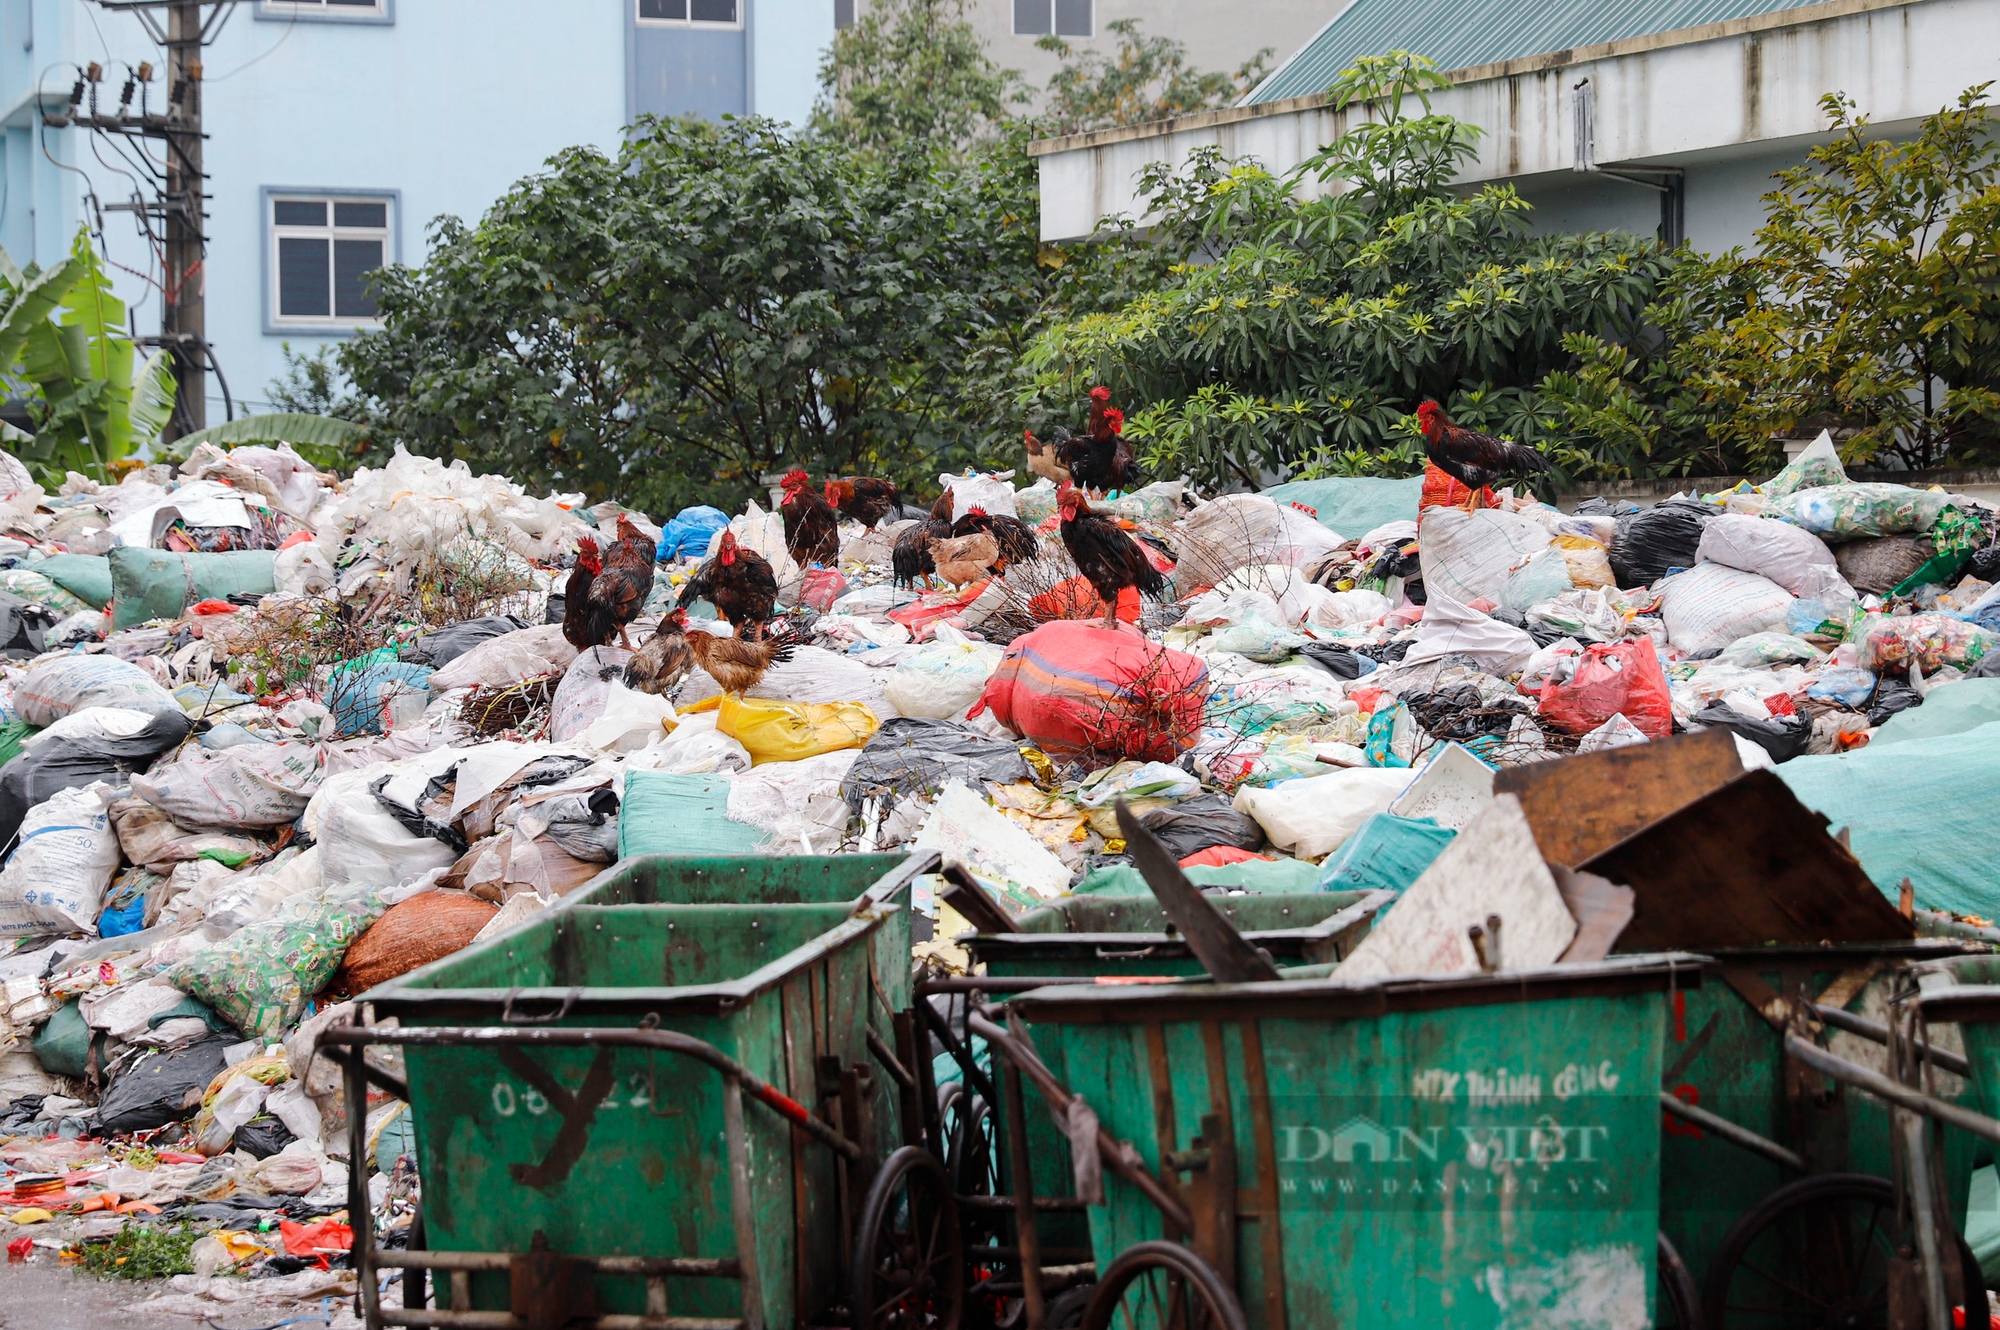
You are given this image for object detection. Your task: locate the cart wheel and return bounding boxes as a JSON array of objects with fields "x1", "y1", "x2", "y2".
[
  {"x1": 403, "y1": 1208, "x2": 428, "y2": 1310},
  {"x1": 1080, "y1": 1242, "x2": 1247, "y2": 1330},
  {"x1": 1046, "y1": 1284, "x2": 1095, "y2": 1328},
  {"x1": 949, "y1": 1094, "x2": 1000, "y2": 1200},
  {"x1": 1700, "y1": 1172, "x2": 1985, "y2": 1329},
  {"x1": 851, "y1": 1144, "x2": 966, "y2": 1330},
  {"x1": 1657, "y1": 1230, "x2": 1699, "y2": 1330}
]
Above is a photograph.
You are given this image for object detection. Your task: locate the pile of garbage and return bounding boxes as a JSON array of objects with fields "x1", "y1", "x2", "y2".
[{"x1": 2, "y1": 424, "x2": 2000, "y2": 1302}]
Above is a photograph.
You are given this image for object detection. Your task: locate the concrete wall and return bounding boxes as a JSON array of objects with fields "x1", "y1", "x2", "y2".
[{"x1": 1031, "y1": 0, "x2": 2000, "y2": 246}]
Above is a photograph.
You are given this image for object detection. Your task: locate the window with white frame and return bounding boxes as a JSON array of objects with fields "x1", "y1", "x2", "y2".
[
  {"x1": 637, "y1": 0, "x2": 741, "y2": 26},
  {"x1": 270, "y1": 195, "x2": 391, "y2": 326},
  {"x1": 1013, "y1": 0, "x2": 1089, "y2": 37},
  {"x1": 260, "y1": 0, "x2": 389, "y2": 18}
]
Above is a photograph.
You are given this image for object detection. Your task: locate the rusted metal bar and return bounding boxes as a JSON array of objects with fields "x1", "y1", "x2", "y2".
[
  {"x1": 916, "y1": 997, "x2": 998, "y2": 1107},
  {"x1": 1812, "y1": 1003, "x2": 1972, "y2": 1077},
  {"x1": 1000, "y1": 1060, "x2": 1046, "y2": 1330},
  {"x1": 917, "y1": 977, "x2": 1098, "y2": 995},
  {"x1": 1784, "y1": 1035, "x2": 2000, "y2": 1147},
  {"x1": 319, "y1": 1023, "x2": 862, "y2": 1163},
  {"x1": 968, "y1": 1011, "x2": 1195, "y2": 1234},
  {"x1": 956, "y1": 1194, "x2": 1090, "y2": 1213},
  {"x1": 1657, "y1": 1092, "x2": 1805, "y2": 1171},
  {"x1": 865, "y1": 1026, "x2": 914, "y2": 1091},
  {"x1": 372, "y1": 1252, "x2": 740, "y2": 1277},
  {"x1": 379, "y1": 1313, "x2": 743, "y2": 1330}
]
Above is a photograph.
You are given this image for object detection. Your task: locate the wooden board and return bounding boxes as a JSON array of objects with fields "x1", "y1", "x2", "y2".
[
  {"x1": 1494, "y1": 727, "x2": 1742, "y2": 868},
  {"x1": 1585, "y1": 768, "x2": 1914, "y2": 950}
]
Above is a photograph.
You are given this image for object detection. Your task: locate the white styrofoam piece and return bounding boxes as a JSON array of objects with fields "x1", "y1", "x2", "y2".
[
  {"x1": 913, "y1": 780, "x2": 1069, "y2": 903},
  {"x1": 1333, "y1": 793, "x2": 1577, "y2": 983},
  {"x1": 1387, "y1": 741, "x2": 1496, "y2": 831}
]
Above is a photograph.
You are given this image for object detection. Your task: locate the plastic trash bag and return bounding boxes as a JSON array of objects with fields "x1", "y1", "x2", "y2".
[
  {"x1": 130, "y1": 740, "x2": 325, "y2": 830},
  {"x1": 1763, "y1": 432, "x2": 1848, "y2": 498},
  {"x1": 1659, "y1": 563, "x2": 1794, "y2": 656},
  {"x1": 1232, "y1": 766, "x2": 1412, "y2": 859},
  {"x1": 1609, "y1": 500, "x2": 1714, "y2": 588},
  {"x1": 656, "y1": 505, "x2": 731, "y2": 561},
  {"x1": 0, "y1": 709, "x2": 191, "y2": 846},
  {"x1": 1807, "y1": 666, "x2": 1877, "y2": 708},
  {"x1": 1856, "y1": 614, "x2": 1996, "y2": 676},
  {"x1": 1076, "y1": 760, "x2": 1199, "y2": 808},
  {"x1": 1536, "y1": 639, "x2": 1674, "y2": 740},
  {"x1": 1524, "y1": 589, "x2": 1625, "y2": 643},
  {"x1": 405, "y1": 616, "x2": 530, "y2": 668},
  {"x1": 840, "y1": 717, "x2": 1030, "y2": 812},
  {"x1": 974, "y1": 621, "x2": 1206, "y2": 762},
  {"x1": 1836, "y1": 536, "x2": 1933, "y2": 595},
  {"x1": 166, "y1": 882, "x2": 389, "y2": 1040},
  {"x1": 325, "y1": 660, "x2": 433, "y2": 737},
  {"x1": 304, "y1": 769, "x2": 460, "y2": 892},
  {"x1": 713, "y1": 694, "x2": 879, "y2": 766},
  {"x1": 883, "y1": 628, "x2": 1005, "y2": 720},
  {"x1": 96, "y1": 1035, "x2": 233, "y2": 1134},
  {"x1": 1315, "y1": 811, "x2": 1454, "y2": 893},
  {"x1": 1780, "y1": 483, "x2": 1951, "y2": 540},
  {"x1": 619, "y1": 770, "x2": 766, "y2": 857},
  {"x1": 1417, "y1": 507, "x2": 1552, "y2": 605},
  {"x1": 0, "y1": 782, "x2": 123, "y2": 938},
  {"x1": 1577, "y1": 713, "x2": 1652, "y2": 752},
  {"x1": 1133, "y1": 793, "x2": 1267, "y2": 861},
  {"x1": 1500, "y1": 547, "x2": 1574, "y2": 613},
  {"x1": 1695, "y1": 513, "x2": 1852, "y2": 601},
  {"x1": 12, "y1": 654, "x2": 178, "y2": 726},
  {"x1": 1718, "y1": 632, "x2": 1825, "y2": 669},
  {"x1": 1694, "y1": 702, "x2": 1811, "y2": 763}
]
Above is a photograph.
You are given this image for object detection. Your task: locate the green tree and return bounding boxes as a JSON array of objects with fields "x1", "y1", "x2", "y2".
[
  {"x1": 339, "y1": 116, "x2": 1051, "y2": 511},
  {"x1": 1036, "y1": 20, "x2": 1269, "y2": 136},
  {"x1": 1664, "y1": 85, "x2": 2000, "y2": 471},
  {"x1": 0, "y1": 230, "x2": 175, "y2": 485},
  {"x1": 811, "y1": 0, "x2": 1025, "y2": 155},
  {"x1": 1022, "y1": 54, "x2": 1678, "y2": 490}
]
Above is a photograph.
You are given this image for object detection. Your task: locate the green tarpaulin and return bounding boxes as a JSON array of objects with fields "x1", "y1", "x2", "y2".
[
  {"x1": 108, "y1": 548, "x2": 277, "y2": 630},
  {"x1": 1260, "y1": 475, "x2": 1423, "y2": 539}
]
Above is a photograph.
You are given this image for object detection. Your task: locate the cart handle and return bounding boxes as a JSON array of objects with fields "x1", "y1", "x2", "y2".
[
  {"x1": 318, "y1": 1022, "x2": 864, "y2": 1161},
  {"x1": 1784, "y1": 1034, "x2": 2000, "y2": 1149},
  {"x1": 967, "y1": 1010, "x2": 1194, "y2": 1233},
  {"x1": 1812, "y1": 1003, "x2": 1972, "y2": 1078}
]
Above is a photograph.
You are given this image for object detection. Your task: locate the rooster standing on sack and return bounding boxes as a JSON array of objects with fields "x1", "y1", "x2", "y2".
[{"x1": 1415, "y1": 400, "x2": 1552, "y2": 511}]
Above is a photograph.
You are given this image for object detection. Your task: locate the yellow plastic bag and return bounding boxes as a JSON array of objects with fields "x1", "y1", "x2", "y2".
[
  {"x1": 1553, "y1": 534, "x2": 1615, "y2": 590},
  {"x1": 715, "y1": 695, "x2": 878, "y2": 766}
]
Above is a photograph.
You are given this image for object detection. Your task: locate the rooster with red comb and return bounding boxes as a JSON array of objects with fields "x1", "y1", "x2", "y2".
[{"x1": 778, "y1": 468, "x2": 840, "y2": 566}]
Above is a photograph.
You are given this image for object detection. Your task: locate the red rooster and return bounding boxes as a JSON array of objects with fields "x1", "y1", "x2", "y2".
[
  {"x1": 1414, "y1": 400, "x2": 1551, "y2": 510},
  {"x1": 560, "y1": 536, "x2": 603, "y2": 651},
  {"x1": 1057, "y1": 386, "x2": 1138, "y2": 494},
  {"x1": 824, "y1": 476, "x2": 901, "y2": 527},
  {"x1": 581, "y1": 515, "x2": 656, "y2": 649},
  {"x1": 779, "y1": 469, "x2": 841, "y2": 567},
  {"x1": 1057, "y1": 482, "x2": 1166, "y2": 629},
  {"x1": 679, "y1": 530, "x2": 780, "y2": 638}
]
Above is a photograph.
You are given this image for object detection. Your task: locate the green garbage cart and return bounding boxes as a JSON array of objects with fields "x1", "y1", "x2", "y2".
[
  {"x1": 927, "y1": 889, "x2": 1392, "y2": 1323},
  {"x1": 985, "y1": 955, "x2": 1695, "y2": 1330},
  {"x1": 320, "y1": 850, "x2": 954, "y2": 1330},
  {"x1": 1652, "y1": 941, "x2": 1990, "y2": 1325}
]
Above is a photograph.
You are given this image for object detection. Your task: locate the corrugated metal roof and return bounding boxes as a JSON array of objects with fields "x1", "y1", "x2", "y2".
[{"x1": 1249, "y1": 0, "x2": 1830, "y2": 103}]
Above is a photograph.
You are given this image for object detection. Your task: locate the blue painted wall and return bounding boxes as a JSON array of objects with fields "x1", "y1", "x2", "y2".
[{"x1": 0, "y1": 0, "x2": 834, "y2": 425}]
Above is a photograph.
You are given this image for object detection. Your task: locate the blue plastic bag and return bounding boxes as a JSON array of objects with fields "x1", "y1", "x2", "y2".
[
  {"x1": 97, "y1": 893, "x2": 147, "y2": 938},
  {"x1": 1806, "y1": 666, "x2": 1876, "y2": 708},
  {"x1": 1316, "y1": 812, "x2": 1455, "y2": 894},
  {"x1": 656, "y1": 506, "x2": 731, "y2": 561},
  {"x1": 326, "y1": 661, "x2": 434, "y2": 737}
]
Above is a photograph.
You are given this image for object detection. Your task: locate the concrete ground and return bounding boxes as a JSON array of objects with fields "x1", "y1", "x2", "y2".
[{"x1": 0, "y1": 1262, "x2": 195, "y2": 1330}]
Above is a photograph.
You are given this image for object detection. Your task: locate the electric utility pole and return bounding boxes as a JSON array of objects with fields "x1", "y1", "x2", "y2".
[{"x1": 46, "y1": 0, "x2": 244, "y2": 440}]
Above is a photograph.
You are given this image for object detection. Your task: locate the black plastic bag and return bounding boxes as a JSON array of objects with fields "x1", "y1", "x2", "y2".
[
  {"x1": 0, "y1": 708, "x2": 191, "y2": 847},
  {"x1": 1297, "y1": 642, "x2": 1369, "y2": 680},
  {"x1": 1693, "y1": 702, "x2": 1811, "y2": 763},
  {"x1": 1969, "y1": 653, "x2": 2000, "y2": 680},
  {"x1": 1609, "y1": 500, "x2": 1715, "y2": 589},
  {"x1": 1136, "y1": 793, "x2": 1266, "y2": 860},
  {"x1": 1867, "y1": 677, "x2": 1924, "y2": 726},
  {"x1": 407, "y1": 615, "x2": 530, "y2": 668},
  {"x1": 841, "y1": 718, "x2": 1030, "y2": 812},
  {"x1": 542, "y1": 788, "x2": 621, "y2": 863},
  {"x1": 1403, "y1": 685, "x2": 1529, "y2": 742},
  {"x1": 97, "y1": 1034, "x2": 233, "y2": 1134},
  {"x1": 1968, "y1": 542, "x2": 2000, "y2": 584},
  {"x1": 0, "y1": 591, "x2": 54, "y2": 659},
  {"x1": 232, "y1": 1115, "x2": 297, "y2": 1159}
]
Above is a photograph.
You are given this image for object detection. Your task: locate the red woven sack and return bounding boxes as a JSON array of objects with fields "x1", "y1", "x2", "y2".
[
  {"x1": 972, "y1": 620, "x2": 1206, "y2": 760},
  {"x1": 1536, "y1": 639, "x2": 1673, "y2": 739}
]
